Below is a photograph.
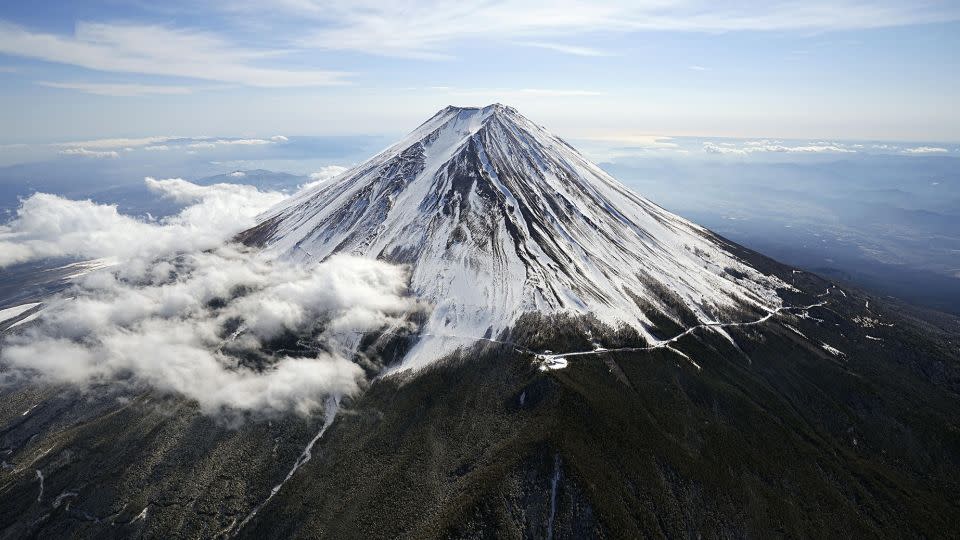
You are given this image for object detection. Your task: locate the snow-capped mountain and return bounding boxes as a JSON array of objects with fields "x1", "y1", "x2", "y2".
[
  {"x1": 5, "y1": 106, "x2": 959, "y2": 539},
  {"x1": 242, "y1": 104, "x2": 790, "y2": 366}
]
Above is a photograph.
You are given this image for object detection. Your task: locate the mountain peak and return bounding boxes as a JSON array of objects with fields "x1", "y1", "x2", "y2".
[
  {"x1": 243, "y1": 106, "x2": 791, "y2": 369},
  {"x1": 442, "y1": 103, "x2": 515, "y2": 114},
  {"x1": 411, "y1": 103, "x2": 526, "y2": 144}
]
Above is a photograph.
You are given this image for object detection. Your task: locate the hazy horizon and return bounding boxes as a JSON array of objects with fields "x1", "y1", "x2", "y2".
[{"x1": 2, "y1": 1, "x2": 959, "y2": 144}]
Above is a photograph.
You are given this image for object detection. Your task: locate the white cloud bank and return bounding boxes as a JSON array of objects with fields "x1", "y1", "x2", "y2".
[
  {"x1": 902, "y1": 146, "x2": 949, "y2": 154},
  {"x1": 57, "y1": 136, "x2": 181, "y2": 150},
  {"x1": 2, "y1": 249, "x2": 415, "y2": 414},
  {"x1": 58, "y1": 147, "x2": 120, "y2": 159},
  {"x1": 0, "y1": 178, "x2": 286, "y2": 268},
  {"x1": 0, "y1": 178, "x2": 418, "y2": 415},
  {"x1": 299, "y1": 165, "x2": 350, "y2": 191},
  {"x1": 187, "y1": 138, "x2": 281, "y2": 150},
  {"x1": 703, "y1": 141, "x2": 856, "y2": 155}
]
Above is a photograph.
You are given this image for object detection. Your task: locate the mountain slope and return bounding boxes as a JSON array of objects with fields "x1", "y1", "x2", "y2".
[
  {"x1": 241, "y1": 104, "x2": 789, "y2": 367},
  {"x1": 241, "y1": 279, "x2": 960, "y2": 539}
]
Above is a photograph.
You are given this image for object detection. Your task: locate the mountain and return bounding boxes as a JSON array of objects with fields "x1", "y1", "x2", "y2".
[
  {"x1": 241, "y1": 104, "x2": 787, "y2": 368},
  {"x1": 1, "y1": 106, "x2": 958, "y2": 539}
]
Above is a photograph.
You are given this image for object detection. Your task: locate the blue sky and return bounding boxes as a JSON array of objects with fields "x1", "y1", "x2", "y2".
[{"x1": 1, "y1": 1, "x2": 958, "y2": 144}]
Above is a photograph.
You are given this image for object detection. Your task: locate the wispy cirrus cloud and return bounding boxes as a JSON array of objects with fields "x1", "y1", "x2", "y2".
[
  {"x1": 414, "y1": 86, "x2": 604, "y2": 99},
  {"x1": 0, "y1": 20, "x2": 350, "y2": 88},
  {"x1": 237, "y1": 0, "x2": 960, "y2": 58},
  {"x1": 517, "y1": 41, "x2": 612, "y2": 57},
  {"x1": 37, "y1": 81, "x2": 194, "y2": 97}
]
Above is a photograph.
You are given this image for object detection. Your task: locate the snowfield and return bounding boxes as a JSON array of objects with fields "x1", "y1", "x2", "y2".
[{"x1": 0, "y1": 303, "x2": 41, "y2": 326}]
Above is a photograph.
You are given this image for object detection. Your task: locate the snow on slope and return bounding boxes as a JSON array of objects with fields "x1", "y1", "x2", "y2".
[
  {"x1": 243, "y1": 104, "x2": 791, "y2": 368},
  {"x1": 0, "y1": 303, "x2": 41, "y2": 327}
]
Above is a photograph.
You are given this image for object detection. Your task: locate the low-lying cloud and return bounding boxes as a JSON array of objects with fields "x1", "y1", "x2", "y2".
[
  {"x1": 703, "y1": 141, "x2": 855, "y2": 155},
  {"x1": 59, "y1": 147, "x2": 120, "y2": 159},
  {"x1": 299, "y1": 165, "x2": 350, "y2": 191},
  {"x1": 902, "y1": 146, "x2": 949, "y2": 154},
  {"x1": 0, "y1": 177, "x2": 418, "y2": 415},
  {"x1": 0, "y1": 177, "x2": 285, "y2": 268},
  {"x1": 2, "y1": 248, "x2": 414, "y2": 415}
]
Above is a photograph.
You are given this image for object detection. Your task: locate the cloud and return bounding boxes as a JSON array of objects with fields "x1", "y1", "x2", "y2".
[
  {"x1": 0, "y1": 21, "x2": 350, "y2": 87},
  {"x1": 47, "y1": 135, "x2": 282, "y2": 155},
  {"x1": 581, "y1": 134, "x2": 677, "y2": 148},
  {"x1": 188, "y1": 142, "x2": 218, "y2": 149},
  {"x1": 1, "y1": 249, "x2": 415, "y2": 414},
  {"x1": 220, "y1": 138, "x2": 273, "y2": 145},
  {"x1": 0, "y1": 179, "x2": 419, "y2": 415},
  {"x1": 57, "y1": 136, "x2": 179, "y2": 150},
  {"x1": 299, "y1": 165, "x2": 349, "y2": 191},
  {"x1": 518, "y1": 41, "x2": 612, "y2": 57},
  {"x1": 264, "y1": 1, "x2": 960, "y2": 57},
  {"x1": 37, "y1": 81, "x2": 194, "y2": 97},
  {"x1": 0, "y1": 177, "x2": 285, "y2": 267},
  {"x1": 420, "y1": 86, "x2": 603, "y2": 99},
  {"x1": 703, "y1": 141, "x2": 856, "y2": 155},
  {"x1": 188, "y1": 138, "x2": 276, "y2": 150},
  {"x1": 902, "y1": 146, "x2": 949, "y2": 154},
  {"x1": 689, "y1": 65, "x2": 708, "y2": 71},
  {"x1": 58, "y1": 147, "x2": 120, "y2": 158},
  {"x1": 517, "y1": 88, "x2": 604, "y2": 97}
]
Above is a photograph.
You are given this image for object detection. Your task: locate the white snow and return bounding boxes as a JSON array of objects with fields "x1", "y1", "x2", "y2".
[
  {"x1": 0, "y1": 303, "x2": 41, "y2": 325},
  {"x1": 35, "y1": 470, "x2": 44, "y2": 503},
  {"x1": 821, "y1": 342, "x2": 845, "y2": 357},
  {"x1": 132, "y1": 506, "x2": 148, "y2": 523},
  {"x1": 55, "y1": 257, "x2": 118, "y2": 280},
  {"x1": 538, "y1": 356, "x2": 569, "y2": 371},
  {"x1": 528, "y1": 292, "x2": 830, "y2": 370},
  {"x1": 546, "y1": 454, "x2": 561, "y2": 540},
  {"x1": 784, "y1": 323, "x2": 807, "y2": 338},
  {"x1": 251, "y1": 104, "x2": 793, "y2": 370},
  {"x1": 5, "y1": 311, "x2": 42, "y2": 330}
]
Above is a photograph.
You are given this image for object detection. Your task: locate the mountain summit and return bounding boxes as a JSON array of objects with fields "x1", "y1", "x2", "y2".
[{"x1": 242, "y1": 104, "x2": 788, "y2": 366}]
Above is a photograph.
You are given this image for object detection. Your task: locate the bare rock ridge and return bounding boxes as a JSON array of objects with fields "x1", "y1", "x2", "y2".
[{"x1": 241, "y1": 104, "x2": 791, "y2": 367}]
